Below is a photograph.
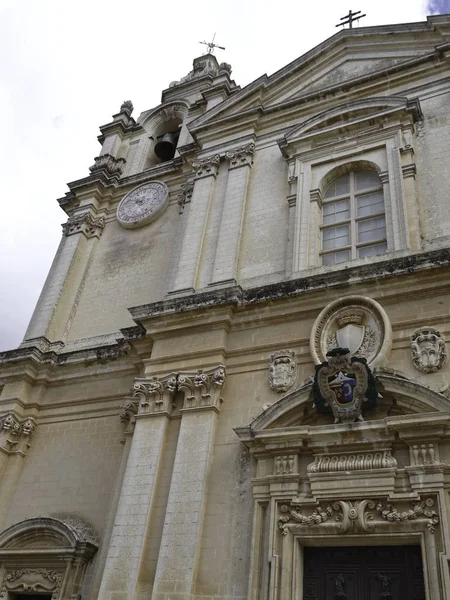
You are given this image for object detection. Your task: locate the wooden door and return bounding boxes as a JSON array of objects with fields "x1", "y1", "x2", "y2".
[{"x1": 303, "y1": 545, "x2": 425, "y2": 599}]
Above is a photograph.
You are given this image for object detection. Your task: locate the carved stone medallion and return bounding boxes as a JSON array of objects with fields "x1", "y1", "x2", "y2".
[
  {"x1": 310, "y1": 295, "x2": 392, "y2": 367},
  {"x1": 268, "y1": 350, "x2": 297, "y2": 392},
  {"x1": 411, "y1": 326, "x2": 447, "y2": 373},
  {"x1": 117, "y1": 181, "x2": 169, "y2": 229}
]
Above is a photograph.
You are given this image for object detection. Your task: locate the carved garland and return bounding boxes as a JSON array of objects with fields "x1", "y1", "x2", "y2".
[{"x1": 1, "y1": 569, "x2": 62, "y2": 600}]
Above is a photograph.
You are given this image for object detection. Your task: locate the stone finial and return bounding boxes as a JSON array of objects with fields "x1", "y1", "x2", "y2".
[
  {"x1": 218, "y1": 62, "x2": 232, "y2": 75},
  {"x1": 120, "y1": 100, "x2": 134, "y2": 114}
]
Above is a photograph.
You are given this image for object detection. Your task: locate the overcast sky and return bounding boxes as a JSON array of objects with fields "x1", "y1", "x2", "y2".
[{"x1": 0, "y1": 0, "x2": 446, "y2": 351}]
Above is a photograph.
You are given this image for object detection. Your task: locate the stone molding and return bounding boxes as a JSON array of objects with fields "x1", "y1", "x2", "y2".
[
  {"x1": 225, "y1": 142, "x2": 255, "y2": 170},
  {"x1": 278, "y1": 496, "x2": 439, "y2": 536},
  {"x1": 402, "y1": 163, "x2": 417, "y2": 178},
  {"x1": 88, "y1": 153, "x2": 126, "y2": 180},
  {"x1": 307, "y1": 450, "x2": 397, "y2": 473},
  {"x1": 177, "y1": 183, "x2": 194, "y2": 214},
  {"x1": 62, "y1": 213, "x2": 105, "y2": 239},
  {"x1": 0, "y1": 414, "x2": 37, "y2": 456},
  {"x1": 411, "y1": 326, "x2": 447, "y2": 373},
  {"x1": 192, "y1": 154, "x2": 221, "y2": 179},
  {"x1": 120, "y1": 365, "x2": 226, "y2": 430}
]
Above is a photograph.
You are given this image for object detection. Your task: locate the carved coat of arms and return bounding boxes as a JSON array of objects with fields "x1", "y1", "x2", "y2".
[
  {"x1": 411, "y1": 327, "x2": 447, "y2": 373},
  {"x1": 313, "y1": 347, "x2": 378, "y2": 423},
  {"x1": 268, "y1": 350, "x2": 297, "y2": 393}
]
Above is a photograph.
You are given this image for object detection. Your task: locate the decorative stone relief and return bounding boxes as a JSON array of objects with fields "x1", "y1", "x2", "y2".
[
  {"x1": 192, "y1": 154, "x2": 221, "y2": 178},
  {"x1": 178, "y1": 365, "x2": 226, "y2": 410},
  {"x1": 313, "y1": 347, "x2": 379, "y2": 423},
  {"x1": 275, "y1": 455, "x2": 296, "y2": 475},
  {"x1": 310, "y1": 295, "x2": 392, "y2": 366},
  {"x1": 159, "y1": 104, "x2": 180, "y2": 121},
  {"x1": 268, "y1": 350, "x2": 297, "y2": 393},
  {"x1": 411, "y1": 327, "x2": 447, "y2": 373},
  {"x1": 169, "y1": 55, "x2": 220, "y2": 87},
  {"x1": 307, "y1": 450, "x2": 396, "y2": 473},
  {"x1": 62, "y1": 213, "x2": 106, "y2": 239},
  {"x1": 0, "y1": 414, "x2": 37, "y2": 455},
  {"x1": 117, "y1": 181, "x2": 169, "y2": 229},
  {"x1": 225, "y1": 142, "x2": 255, "y2": 169},
  {"x1": 278, "y1": 497, "x2": 438, "y2": 536},
  {"x1": 0, "y1": 569, "x2": 62, "y2": 599},
  {"x1": 89, "y1": 153, "x2": 126, "y2": 178},
  {"x1": 410, "y1": 443, "x2": 438, "y2": 466},
  {"x1": 177, "y1": 182, "x2": 194, "y2": 214}
]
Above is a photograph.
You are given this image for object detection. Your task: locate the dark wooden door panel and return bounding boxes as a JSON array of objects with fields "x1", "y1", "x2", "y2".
[{"x1": 303, "y1": 545, "x2": 425, "y2": 600}]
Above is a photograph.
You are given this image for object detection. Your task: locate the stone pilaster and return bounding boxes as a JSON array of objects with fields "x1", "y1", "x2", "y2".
[
  {"x1": 169, "y1": 155, "x2": 220, "y2": 294},
  {"x1": 23, "y1": 211, "x2": 105, "y2": 343},
  {"x1": 209, "y1": 143, "x2": 255, "y2": 286},
  {"x1": 98, "y1": 375, "x2": 177, "y2": 600},
  {"x1": 151, "y1": 366, "x2": 226, "y2": 600}
]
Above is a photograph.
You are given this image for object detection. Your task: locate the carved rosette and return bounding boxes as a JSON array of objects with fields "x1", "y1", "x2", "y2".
[
  {"x1": 225, "y1": 143, "x2": 255, "y2": 169},
  {"x1": 89, "y1": 153, "x2": 126, "y2": 178},
  {"x1": 311, "y1": 295, "x2": 392, "y2": 366},
  {"x1": 411, "y1": 327, "x2": 447, "y2": 373},
  {"x1": 62, "y1": 214, "x2": 106, "y2": 239},
  {"x1": 0, "y1": 414, "x2": 37, "y2": 455},
  {"x1": 192, "y1": 155, "x2": 221, "y2": 179},
  {"x1": 268, "y1": 350, "x2": 297, "y2": 393},
  {"x1": 278, "y1": 496, "x2": 439, "y2": 536}
]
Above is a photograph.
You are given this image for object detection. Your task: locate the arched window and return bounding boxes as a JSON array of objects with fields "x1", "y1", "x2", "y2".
[{"x1": 321, "y1": 170, "x2": 386, "y2": 265}]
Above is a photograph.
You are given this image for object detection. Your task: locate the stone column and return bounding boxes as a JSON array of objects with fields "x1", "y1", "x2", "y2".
[
  {"x1": 98, "y1": 375, "x2": 177, "y2": 600},
  {"x1": 209, "y1": 143, "x2": 255, "y2": 286},
  {"x1": 151, "y1": 366, "x2": 226, "y2": 600},
  {"x1": 169, "y1": 155, "x2": 220, "y2": 294},
  {"x1": 23, "y1": 212, "x2": 105, "y2": 343}
]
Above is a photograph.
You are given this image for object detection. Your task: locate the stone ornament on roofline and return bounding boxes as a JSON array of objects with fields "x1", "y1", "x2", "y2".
[{"x1": 411, "y1": 326, "x2": 447, "y2": 373}]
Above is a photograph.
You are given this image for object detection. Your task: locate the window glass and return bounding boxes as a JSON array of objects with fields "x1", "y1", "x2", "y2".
[
  {"x1": 357, "y1": 192, "x2": 384, "y2": 217},
  {"x1": 323, "y1": 224, "x2": 350, "y2": 250},
  {"x1": 322, "y1": 249, "x2": 351, "y2": 265},
  {"x1": 355, "y1": 170, "x2": 380, "y2": 191},
  {"x1": 324, "y1": 174, "x2": 350, "y2": 198},
  {"x1": 357, "y1": 216, "x2": 386, "y2": 243},
  {"x1": 323, "y1": 199, "x2": 350, "y2": 225},
  {"x1": 358, "y1": 242, "x2": 387, "y2": 258}
]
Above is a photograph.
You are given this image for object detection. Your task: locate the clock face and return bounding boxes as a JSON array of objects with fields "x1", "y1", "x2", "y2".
[{"x1": 117, "y1": 181, "x2": 169, "y2": 229}]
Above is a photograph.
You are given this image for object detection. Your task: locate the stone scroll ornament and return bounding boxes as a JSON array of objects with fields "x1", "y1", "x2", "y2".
[
  {"x1": 411, "y1": 327, "x2": 447, "y2": 373},
  {"x1": 312, "y1": 347, "x2": 378, "y2": 423},
  {"x1": 268, "y1": 350, "x2": 297, "y2": 393}
]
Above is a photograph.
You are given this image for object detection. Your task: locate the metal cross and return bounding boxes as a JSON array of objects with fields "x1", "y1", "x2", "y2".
[
  {"x1": 199, "y1": 33, "x2": 225, "y2": 55},
  {"x1": 335, "y1": 9, "x2": 367, "y2": 29}
]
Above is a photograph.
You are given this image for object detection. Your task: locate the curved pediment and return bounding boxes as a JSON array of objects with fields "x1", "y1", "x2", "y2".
[{"x1": 242, "y1": 372, "x2": 450, "y2": 434}]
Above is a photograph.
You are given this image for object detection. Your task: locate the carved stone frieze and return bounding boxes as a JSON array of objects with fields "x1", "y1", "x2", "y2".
[
  {"x1": 89, "y1": 153, "x2": 126, "y2": 178},
  {"x1": 311, "y1": 296, "x2": 392, "y2": 366},
  {"x1": 0, "y1": 569, "x2": 62, "y2": 600},
  {"x1": 177, "y1": 183, "x2": 194, "y2": 214},
  {"x1": 225, "y1": 143, "x2": 255, "y2": 169},
  {"x1": 192, "y1": 154, "x2": 221, "y2": 178},
  {"x1": 268, "y1": 350, "x2": 297, "y2": 393},
  {"x1": 0, "y1": 414, "x2": 37, "y2": 455},
  {"x1": 62, "y1": 213, "x2": 106, "y2": 239},
  {"x1": 411, "y1": 326, "x2": 447, "y2": 373},
  {"x1": 278, "y1": 497, "x2": 438, "y2": 536},
  {"x1": 117, "y1": 181, "x2": 169, "y2": 229},
  {"x1": 307, "y1": 450, "x2": 397, "y2": 473},
  {"x1": 275, "y1": 455, "x2": 296, "y2": 475}
]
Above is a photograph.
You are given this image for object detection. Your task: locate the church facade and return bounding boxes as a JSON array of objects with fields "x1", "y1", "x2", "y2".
[{"x1": 1, "y1": 14, "x2": 450, "y2": 600}]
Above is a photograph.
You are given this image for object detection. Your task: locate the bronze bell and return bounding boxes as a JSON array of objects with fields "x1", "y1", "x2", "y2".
[{"x1": 154, "y1": 132, "x2": 177, "y2": 161}]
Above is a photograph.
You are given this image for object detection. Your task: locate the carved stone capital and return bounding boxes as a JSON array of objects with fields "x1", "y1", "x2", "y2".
[
  {"x1": 192, "y1": 155, "x2": 221, "y2": 179},
  {"x1": 62, "y1": 213, "x2": 106, "y2": 239},
  {"x1": 0, "y1": 414, "x2": 37, "y2": 455},
  {"x1": 178, "y1": 365, "x2": 226, "y2": 411},
  {"x1": 177, "y1": 183, "x2": 194, "y2": 214},
  {"x1": 225, "y1": 143, "x2": 255, "y2": 170},
  {"x1": 133, "y1": 374, "x2": 178, "y2": 416},
  {"x1": 89, "y1": 153, "x2": 126, "y2": 179},
  {"x1": 159, "y1": 104, "x2": 181, "y2": 122},
  {"x1": 119, "y1": 397, "x2": 139, "y2": 433}
]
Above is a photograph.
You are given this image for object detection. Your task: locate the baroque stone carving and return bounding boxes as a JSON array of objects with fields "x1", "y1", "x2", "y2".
[
  {"x1": 1, "y1": 569, "x2": 62, "y2": 599},
  {"x1": 312, "y1": 347, "x2": 379, "y2": 423},
  {"x1": 307, "y1": 450, "x2": 396, "y2": 473},
  {"x1": 410, "y1": 443, "x2": 438, "y2": 466},
  {"x1": 117, "y1": 181, "x2": 169, "y2": 229},
  {"x1": 169, "y1": 55, "x2": 219, "y2": 87},
  {"x1": 0, "y1": 414, "x2": 37, "y2": 455},
  {"x1": 225, "y1": 143, "x2": 255, "y2": 169},
  {"x1": 177, "y1": 183, "x2": 194, "y2": 214},
  {"x1": 275, "y1": 455, "x2": 295, "y2": 475},
  {"x1": 62, "y1": 214, "x2": 106, "y2": 239},
  {"x1": 120, "y1": 100, "x2": 134, "y2": 114},
  {"x1": 278, "y1": 497, "x2": 438, "y2": 536},
  {"x1": 268, "y1": 350, "x2": 297, "y2": 393},
  {"x1": 159, "y1": 104, "x2": 180, "y2": 121},
  {"x1": 311, "y1": 296, "x2": 392, "y2": 366},
  {"x1": 192, "y1": 154, "x2": 221, "y2": 178},
  {"x1": 89, "y1": 153, "x2": 126, "y2": 178},
  {"x1": 411, "y1": 326, "x2": 447, "y2": 373}
]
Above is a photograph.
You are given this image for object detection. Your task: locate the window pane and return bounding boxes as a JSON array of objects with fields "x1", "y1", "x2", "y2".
[
  {"x1": 358, "y1": 216, "x2": 386, "y2": 243},
  {"x1": 323, "y1": 199, "x2": 350, "y2": 224},
  {"x1": 323, "y1": 224, "x2": 350, "y2": 249},
  {"x1": 358, "y1": 242, "x2": 388, "y2": 258},
  {"x1": 324, "y1": 174, "x2": 350, "y2": 198},
  {"x1": 355, "y1": 171, "x2": 380, "y2": 191},
  {"x1": 322, "y1": 249, "x2": 351, "y2": 265},
  {"x1": 357, "y1": 192, "x2": 384, "y2": 217}
]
